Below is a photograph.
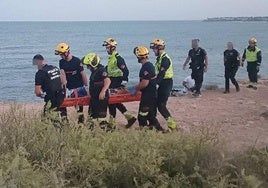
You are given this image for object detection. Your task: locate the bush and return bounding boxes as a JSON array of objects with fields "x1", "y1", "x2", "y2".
[{"x1": 0, "y1": 105, "x2": 267, "y2": 187}]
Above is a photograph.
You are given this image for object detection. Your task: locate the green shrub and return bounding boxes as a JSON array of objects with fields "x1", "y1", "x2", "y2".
[{"x1": 0, "y1": 105, "x2": 267, "y2": 187}]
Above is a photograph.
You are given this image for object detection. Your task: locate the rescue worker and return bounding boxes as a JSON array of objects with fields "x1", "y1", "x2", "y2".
[
  {"x1": 183, "y1": 39, "x2": 208, "y2": 97},
  {"x1": 82, "y1": 53, "x2": 111, "y2": 130},
  {"x1": 55, "y1": 43, "x2": 88, "y2": 124},
  {"x1": 130, "y1": 46, "x2": 165, "y2": 132},
  {"x1": 150, "y1": 38, "x2": 176, "y2": 130},
  {"x1": 102, "y1": 38, "x2": 136, "y2": 128},
  {"x1": 33, "y1": 54, "x2": 65, "y2": 119},
  {"x1": 242, "y1": 38, "x2": 262, "y2": 90},
  {"x1": 223, "y1": 42, "x2": 242, "y2": 93}
]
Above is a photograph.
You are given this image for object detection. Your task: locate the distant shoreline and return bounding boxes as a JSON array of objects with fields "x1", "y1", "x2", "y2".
[{"x1": 204, "y1": 16, "x2": 268, "y2": 22}]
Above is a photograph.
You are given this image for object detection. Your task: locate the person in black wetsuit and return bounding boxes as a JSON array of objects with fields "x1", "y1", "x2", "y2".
[
  {"x1": 223, "y1": 42, "x2": 242, "y2": 93},
  {"x1": 33, "y1": 54, "x2": 65, "y2": 119},
  {"x1": 183, "y1": 39, "x2": 208, "y2": 97},
  {"x1": 55, "y1": 42, "x2": 89, "y2": 124},
  {"x1": 82, "y1": 53, "x2": 111, "y2": 130}
]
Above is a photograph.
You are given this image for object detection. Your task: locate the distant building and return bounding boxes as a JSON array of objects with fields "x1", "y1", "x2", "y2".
[{"x1": 204, "y1": 16, "x2": 268, "y2": 22}]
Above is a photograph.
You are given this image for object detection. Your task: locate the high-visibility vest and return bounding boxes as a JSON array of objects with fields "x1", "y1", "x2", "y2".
[
  {"x1": 245, "y1": 47, "x2": 261, "y2": 62},
  {"x1": 155, "y1": 52, "x2": 174, "y2": 79},
  {"x1": 107, "y1": 51, "x2": 123, "y2": 77}
]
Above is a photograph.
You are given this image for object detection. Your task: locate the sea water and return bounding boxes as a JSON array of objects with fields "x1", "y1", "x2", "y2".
[{"x1": 0, "y1": 21, "x2": 267, "y2": 102}]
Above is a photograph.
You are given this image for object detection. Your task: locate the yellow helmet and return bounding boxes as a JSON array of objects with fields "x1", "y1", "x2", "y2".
[
  {"x1": 150, "y1": 38, "x2": 165, "y2": 49},
  {"x1": 133, "y1": 46, "x2": 149, "y2": 58},
  {"x1": 82, "y1": 53, "x2": 100, "y2": 68},
  {"x1": 55, "y1": 43, "x2": 70, "y2": 55},
  {"x1": 249, "y1": 37, "x2": 257, "y2": 44},
  {"x1": 102, "y1": 38, "x2": 117, "y2": 47}
]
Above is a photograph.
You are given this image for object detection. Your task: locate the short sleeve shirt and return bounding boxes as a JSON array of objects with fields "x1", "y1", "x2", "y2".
[
  {"x1": 59, "y1": 56, "x2": 84, "y2": 89},
  {"x1": 139, "y1": 62, "x2": 157, "y2": 94},
  {"x1": 35, "y1": 64, "x2": 62, "y2": 95},
  {"x1": 90, "y1": 65, "x2": 108, "y2": 97},
  {"x1": 188, "y1": 47, "x2": 207, "y2": 66}
]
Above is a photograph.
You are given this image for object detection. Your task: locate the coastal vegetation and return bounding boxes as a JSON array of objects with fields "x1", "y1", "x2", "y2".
[{"x1": 0, "y1": 104, "x2": 267, "y2": 187}]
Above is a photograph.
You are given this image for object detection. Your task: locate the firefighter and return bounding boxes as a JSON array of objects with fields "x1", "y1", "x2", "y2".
[
  {"x1": 130, "y1": 46, "x2": 166, "y2": 132},
  {"x1": 55, "y1": 42, "x2": 88, "y2": 124},
  {"x1": 242, "y1": 37, "x2": 262, "y2": 90},
  {"x1": 150, "y1": 38, "x2": 177, "y2": 130},
  {"x1": 82, "y1": 53, "x2": 111, "y2": 130},
  {"x1": 102, "y1": 38, "x2": 136, "y2": 128}
]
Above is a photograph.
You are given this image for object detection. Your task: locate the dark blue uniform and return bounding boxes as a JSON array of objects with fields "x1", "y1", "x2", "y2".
[
  {"x1": 224, "y1": 49, "x2": 240, "y2": 92},
  {"x1": 59, "y1": 56, "x2": 85, "y2": 123},
  {"x1": 89, "y1": 65, "x2": 109, "y2": 119},
  {"x1": 188, "y1": 47, "x2": 207, "y2": 94},
  {"x1": 35, "y1": 64, "x2": 64, "y2": 116},
  {"x1": 138, "y1": 62, "x2": 162, "y2": 130}
]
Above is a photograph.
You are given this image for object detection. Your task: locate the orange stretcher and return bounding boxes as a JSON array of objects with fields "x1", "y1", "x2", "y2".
[{"x1": 60, "y1": 88, "x2": 141, "y2": 108}]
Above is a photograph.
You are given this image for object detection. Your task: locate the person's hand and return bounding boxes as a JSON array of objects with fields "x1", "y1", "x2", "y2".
[
  {"x1": 127, "y1": 86, "x2": 137, "y2": 96},
  {"x1": 204, "y1": 66, "x2": 208, "y2": 72},
  {"x1": 256, "y1": 65, "x2": 260, "y2": 72},
  {"x1": 99, "y1": 90, "x2": 106, "y2": 100},
  {"x1": 121, "y1": 80, "x2": 128, "y2": 87},
  {"x1": 183, "y1": 64, "x2": 187, "y2": 70}
]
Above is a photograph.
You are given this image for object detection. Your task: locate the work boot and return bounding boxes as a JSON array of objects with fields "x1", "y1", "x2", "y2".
[
  {"x1": 78, "y1": 114, "x2": 85, "y2": 124},
  {"x1": 99, "y1": 121, "x2": 109, "y2": 130},
  {"x1": 108, "y1": 116, "x2": 116, "y2": 130},
  {"x1": 167, "y1": 116, "x2": 176, "y2": 130},
  {"x1": 124, "y1": 113, "x2": 137, "y2": 128},
  {"x1": 87, "y1": 117, "x2": 95, "y2": 130}
]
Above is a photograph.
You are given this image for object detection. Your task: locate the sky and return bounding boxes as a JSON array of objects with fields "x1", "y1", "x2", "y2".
[{"x1": 0, "y1": 0, "x2": 267, "y2": 21}]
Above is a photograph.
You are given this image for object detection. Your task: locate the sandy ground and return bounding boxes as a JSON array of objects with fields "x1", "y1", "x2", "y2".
[{"x1": 1, "y1": 79, "x2": 268, "y2": 152}]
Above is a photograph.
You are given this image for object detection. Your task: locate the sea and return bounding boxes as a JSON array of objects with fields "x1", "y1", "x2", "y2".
[{"x1": 0, "y1": 21, "x2": 267, "y2": 102}]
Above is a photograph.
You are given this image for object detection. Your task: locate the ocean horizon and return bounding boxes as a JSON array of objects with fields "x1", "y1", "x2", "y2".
[{"x1": 0, "y1": 21, "x2": 267, "y2": 102}]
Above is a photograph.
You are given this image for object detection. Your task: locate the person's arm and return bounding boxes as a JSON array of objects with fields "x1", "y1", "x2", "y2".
[
  {"x1": 257, "y1": 50, "x2": 262, "y2": 65},
  {"x1": 183, "y1": 56, "x2": 191, "y2": 70},
  {"x1": 242, "y1": 49, "x2": 246, "y2": 62},
  {"x1": 116, "y1": 56, "x2": 129, "y2": 82},
  {"x1": 156, "y1": 57, "x2": 170, "y2": 84},
  {"x1": 237, "y1": 52, "x2": 243, "y2": 66},
  {"x1": 135, "y1": 79, "x2": 149, "y2": 91},
  {"x1": 60, "y1": 69, "x2": 67, "y2": 85},
  {"x1": 204, "y1": 55, "x2": 208, "y2": 72},
  {"x1": 34, "y1": 71, "x2": 45, "y2": 98},
  {"x1": 203, "y1": 50, "x2": 208, "y2": 72},
  {"x1": 80, "y1": 70, "x2": 88, "y2": 87},
  {"x1": 34, "y1": 85, "x2": 43, "y2": 98},
  {"x1": 99, "y1": 77, "x2": 111, "y2": 100}
]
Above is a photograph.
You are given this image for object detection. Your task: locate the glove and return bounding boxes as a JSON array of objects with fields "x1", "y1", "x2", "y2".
[
  {"x1": 127, "y1": 86, "x2": 137, "y2": 96},
  {"x1": 121, "y1": 80, "x2": 128, "y2": 87}
]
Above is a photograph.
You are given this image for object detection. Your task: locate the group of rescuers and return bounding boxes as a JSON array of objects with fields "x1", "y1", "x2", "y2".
[{"x1": 33, "y1": 37, "x2": 262, "y2": 132}]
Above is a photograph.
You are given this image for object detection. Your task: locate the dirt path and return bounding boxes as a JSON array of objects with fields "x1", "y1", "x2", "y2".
[{"x1": 1, "y1": 79, "x2": 268, "y2": 152}]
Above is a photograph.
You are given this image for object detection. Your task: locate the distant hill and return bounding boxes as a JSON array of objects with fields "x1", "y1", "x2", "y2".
[{"x1": 204, "y1": 16, "x2": 268, "y2": 22}]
